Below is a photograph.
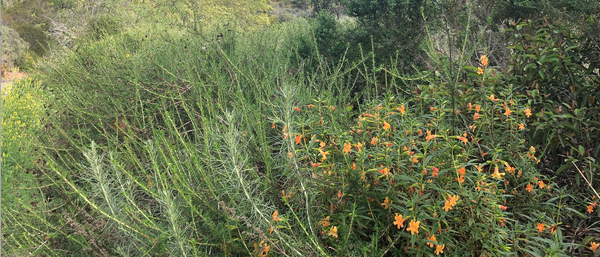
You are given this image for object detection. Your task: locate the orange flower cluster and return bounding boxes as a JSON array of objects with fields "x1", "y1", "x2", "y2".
[
  {"x1": 588, "y1": 201, "x2": 598, "y2": 213},
  {"x1": 455, "y1": 167, "x2": 466, "y2": 183},
  {"x1": 481, "y1": 55, "x2": 489, "y2": 67},
  {"x1": 432, "y1": 167, "x2": 439, "y2": 177},
  {"x1": 443, "y1": 195, "x2": 459, "y2": 211}
]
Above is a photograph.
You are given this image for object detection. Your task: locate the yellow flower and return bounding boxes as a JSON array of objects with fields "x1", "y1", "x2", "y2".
[
  {"x1": 407, "y1": 220, "x2": 420, "y2": 235},
  {"x1": 393, "y1": 213, "x2": 406, "y2": 229},
  {"x1": 328, "y1": 226, "x2": 338, "y2": 238},
  {"x1": 477, "y1": 67, "x2": 483, "y2": 75},
  {"x1": 126, "y1": 54, "x2": 130, "y2": 58}
]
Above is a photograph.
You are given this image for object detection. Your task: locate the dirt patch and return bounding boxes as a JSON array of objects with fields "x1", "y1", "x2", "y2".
[
  {"x1": 1, "y1": 70, "x2": 28, "y2": 81},
  {"x1": 1, "y1": 70, "x2": 28, "y2": 90}
]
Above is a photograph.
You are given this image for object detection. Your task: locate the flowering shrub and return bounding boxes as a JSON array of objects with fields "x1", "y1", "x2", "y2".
[
  {"x1": 270, "y1": 56, "x2": 597, "y2": 256},
  {"x1": 1, "y1": 78, "x2": 46, "y2": 210}
]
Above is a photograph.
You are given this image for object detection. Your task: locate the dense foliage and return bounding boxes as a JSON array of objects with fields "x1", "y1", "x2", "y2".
[{"x1": 2, "y1": 0, "x2": 600, "y2": 256}]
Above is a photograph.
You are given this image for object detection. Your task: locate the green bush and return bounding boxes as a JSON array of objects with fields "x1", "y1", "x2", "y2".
[
  {"x1": 504, "y1": 19, "x2": 600, "y2": 199},
  {"x1": 86, "y1": 15, "x2": 123, "y2": 40},
  {"x1": 1, "y1": 25, "x2": 29, "y2": 69}
]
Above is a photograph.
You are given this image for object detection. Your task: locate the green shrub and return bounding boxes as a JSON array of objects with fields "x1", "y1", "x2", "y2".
[
  {"x1": 86, "y1": 15, "x2": 123, "y2": 40},
  {"x1": 1, "y1": 25, "x2": 29, "y2": 69},
  {"x1": 504, "y1": 19, "x2": 600, "y2": 200}
]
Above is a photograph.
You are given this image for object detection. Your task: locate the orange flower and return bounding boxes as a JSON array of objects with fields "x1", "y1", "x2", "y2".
[
  {"x1": 355, "y1": 142, "x2": 363, "y2": 152},
  {"x1": 378, "y1": 167, "x2": 390, "y2": 177},
  {"x1": 550, "y1": 225, "x2": 557, "y2": 235},
  {"x1": 491, "y1": 166, "x2": 505, "y2": 179},
  {"x1": 310, "y1": 162, "x2": 320, "y2": 168},
  {"x1": 590, "y1": 242, "x2": 599, "y2": 252},
  {"x1": 412, "y1": 157, "x2": 419, "y2": 164},
  {"x1": 588, "y1": 204, "x2": 595, "y2": 213},
  {"x1": 538, "y1": 180, "x2": 545, "y2": 189},
  {"x1": 271, "y1": 123, "x2": 275, "y2": 129},
  {"x1": 477, "y1": 67, "x2": 484, "y2": 75},
  {"x1": 295, "y1": 134, "x2": 302, "y2": 144},
  {"x1": 382, "y1": 197, "x2": 391, "y2": 209},
  {"x1": 435, "y1": 244, "x2": 445, "y2": 255},
  {"x1": 504, "y1": 107, "x2": 512, "y2": 116},
  {"x1": 427, "y1": 234, "x2": 437, "y2": 247},
  {"x1": 426, "y1": 130, "x2": 436, "y2": 142},
  {"x1": 272, "y1": 211, "x2": 281, "y2": 221},
  {"x1": 383, "y1": 121, "x2": 391, "y2": 130},
  {"x1": 398, "y1": 105, "x2": 406, "y2": 115},
  {"x1": 536, "y1": 223, "x2": 545, "y2": 232},
  {"x1": 393, "y1": 213, "x2": 406, "y2": 229},
  {"x1": 458, "y1": 136, "x2": 468, "y2": 144},
  {"x1": 432, "y1": 167, "x2": 439, "y2": 177},
  {"x1": 320, "y1": 216, "x2": 331, "y2": 227},
  {"x1": 443, "y1": 201, "x2": 453, "y2": 211},
  {"x1": 329, "y1": 226, "x2": 338, "y2": 238},
  {"x1": 518, "y1": 123, "x2": 525, "y2": 130},
  {"x1": 407, "y1": 220, "x2": 420, "y2": 235},
  {"x1": 338, "y1": 190, "x2": 343, "y2": 198},
  {"x1": 343, "y1": 142, "x2": 352, "y2": 155},
  {"x1": 288, "y1": 152, "x2": 293, "y2": 159},
  {"x1": 526, "y1": 183, "x2": 533, "y2": 192},
  {"x1": 352, "y1": 162, "x2": 357, "y2": 170},
  {"x1": 473, "y1": 112, "x2": 481, "y2": 120},
  {"x1": 530, "y1": 146, "x2": 536, "y2": 153},
  {"x1": 489, "y1": 94, "x2": 495, "y2": 101},
  {"x1": 371, "y1": 137, "x2": 378, "y2": 146},
  {"x1": 468, "y1": 102, "x2": 473, "y2": 109},
  {"x1": 443, "y1": 195, "x2": 459, "y2": 211},
  {"x1": 481, "y1": 55, "x2": 489, "y2": 67},
  {"x1": 475, "y1": 105, "x2": 481, "y2": 112},
  {"x1": 457, "y1": 167, "x2": 466, "y2": 176},
  {"x1": 258, "y1": 245, "x2": 271, "y2": 257},
  {"x1": 524, "y1": 108, "x2": 532, "y2": 118}
]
